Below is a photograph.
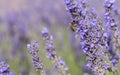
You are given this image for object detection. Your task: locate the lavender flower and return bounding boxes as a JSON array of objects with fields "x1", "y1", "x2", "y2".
[
  {"x1": 41, "y1": 27, "x2": 70, "y2": 75},
  {"x1": 0, "y1": 61, "x2": 14, "y2": 75},
  {"x1": 27, "y1": 41, "x2": 46, "y2": 75},
  {"x1": 104, "y1": 0, "x2": 120, "y2": 67},
  {"x1": 65, "y1": 0, "x2": 114, "y2": 75}
]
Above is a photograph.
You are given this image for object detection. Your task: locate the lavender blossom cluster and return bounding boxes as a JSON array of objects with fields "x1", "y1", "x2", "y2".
[
  {"x1": 27, "y1": 41, "x2": 46, "y2": 75},
  {"x1": 0, "y1": 61, "x2": 14, "y2": 75},
  {"x1": 64, "y1": 0, "x2": 120, "y2": 75},
  {"x1": 104, "y1": 0, "x2": 120, "y2": 66},
  {"x1": 41, "y1": 28, "x2": 70, "y2": 75}
]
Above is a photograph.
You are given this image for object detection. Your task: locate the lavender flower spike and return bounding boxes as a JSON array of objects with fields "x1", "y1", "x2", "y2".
[
  {"x1": 0, "y1": 61, "x2": 14, "y2": 75},
  {"x1": 41, "y1": 27, "x2": 70, "y2": 75},
  {"x1": 64, "y1": 0, "x2": 114, "y2": 75},
  {"x1": 27, "y1": 41, "x2": 46, "y2": 75},
  {"x1": 104, "y1": 0, "x2": 120, "y2": 72}
]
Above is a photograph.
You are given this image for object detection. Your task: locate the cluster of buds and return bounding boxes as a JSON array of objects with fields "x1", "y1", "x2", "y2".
[
  {"x1": 27, "y1": 41, "x2": 46, "y2": 75},
  {"x1": 64, "y1": 0, "x2": 115, "y2": 75},
  {"x1": 0, "y1": 61, "x2": 14, "y2": 75},
  {"x1": 41, "y1": 27, "x2": 70, "y2": 75}
]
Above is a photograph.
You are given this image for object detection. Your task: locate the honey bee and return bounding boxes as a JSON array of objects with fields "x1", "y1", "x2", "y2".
[{"x1": 69, "y1": 21, "x2": 77, "y2": 32}]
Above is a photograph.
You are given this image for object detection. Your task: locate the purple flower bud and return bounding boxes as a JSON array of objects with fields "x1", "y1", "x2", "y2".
[
  {"x1": 41, "y1": 27, "x2": 49, "y2": 39},
  {"x1": 41, "y1": 27, "x2": 48, "y2": 35},
  {"x1": 0, "y1": 61, "x2": 9, "y2": 73},
  {"x1": 27, "y1": 41, "x2": 39, "y2": 54},
  {"x1": 0, "y1": 61, "x2": 14, "y2": 75}
]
